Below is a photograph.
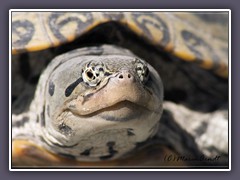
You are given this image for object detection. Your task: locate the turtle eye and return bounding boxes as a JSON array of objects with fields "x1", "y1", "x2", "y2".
[
  {"x1": 82, "y1": 62, "x2": 106, "y2": 87},
  {"x1": 135, "y1": 58, "x2": 149, "y2": 83}
]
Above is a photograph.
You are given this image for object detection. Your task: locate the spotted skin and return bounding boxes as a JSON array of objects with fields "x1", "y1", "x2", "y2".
[
  {"x1": 12, "y1": 116, "x2": 29, "y2": 127},
  {"x1": 127, "y1": 129, "x2": 135, "y2": 136},
  {"x1": 12, "y1": 45, "x2": 163, "y2": 162},
  {"x1": 65, "y1": 77, "x2": 83, "y2": 97},
  {"x1": 99, "y1": 142, "x2": 118, "y2": 160},
  {"x1": 48, "y1": 81, "x2": 55, "y2": 96},
  {"x1": 80, "y1": 147, "x2": 93, "y2": 156}
]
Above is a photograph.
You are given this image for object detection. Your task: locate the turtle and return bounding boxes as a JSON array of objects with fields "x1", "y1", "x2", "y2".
[{"x1": 11, "y1": 11, "x2": 229, "y2": 168}]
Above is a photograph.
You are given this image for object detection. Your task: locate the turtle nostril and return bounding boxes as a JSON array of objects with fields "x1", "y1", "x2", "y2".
[
  {"x1": 119, "y1": 74, "x2": 123, "y2": 79},
  {"x1": 128, "y1": 74, "x2": 131, "y2": 78}
]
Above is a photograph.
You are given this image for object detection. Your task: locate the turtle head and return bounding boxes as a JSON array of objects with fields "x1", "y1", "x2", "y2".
[{"x1": 35, "y1": 47, "x2": 163, "y2": 161}]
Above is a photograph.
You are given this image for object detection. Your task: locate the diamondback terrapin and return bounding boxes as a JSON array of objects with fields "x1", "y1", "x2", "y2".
[{"x1": 11, "y1": 11, "x2": 229, "y2": 167}]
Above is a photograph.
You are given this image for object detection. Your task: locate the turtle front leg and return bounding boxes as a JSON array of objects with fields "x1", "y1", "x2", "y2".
[
  {"x1": 12, "y1": 112, "x2": 49, "y2": 167},
  {"x1": 12, "y1": 112, "x2": 42, "y2": 153},
  {"x1": 12, "y1": 113, "x2": 37, "y2": 139},
  {"x1": 156, "y1": 101, "x2": 228, "y2": 166}
]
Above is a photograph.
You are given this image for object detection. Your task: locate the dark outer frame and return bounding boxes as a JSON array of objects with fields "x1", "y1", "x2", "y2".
[{"x1": 0, "y1": 0, "x2": 239, "y2": 179}]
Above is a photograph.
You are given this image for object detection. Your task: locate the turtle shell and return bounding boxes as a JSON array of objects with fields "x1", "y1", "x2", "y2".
[
  {"x1": 12, "y1": 139, "x2": 187, "y2": 167},
  {"x1": 12, "y1": 11, "x2": 228, "y2": 78}
]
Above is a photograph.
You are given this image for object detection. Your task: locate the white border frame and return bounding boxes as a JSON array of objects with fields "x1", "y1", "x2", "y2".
[{"x1": 9, "y1": 9, "x2": 231, "y2": 171}]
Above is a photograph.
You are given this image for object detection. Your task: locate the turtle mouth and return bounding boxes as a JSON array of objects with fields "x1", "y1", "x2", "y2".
[
  {"x1": 70, "y1": 100, "x2": 153, "y2": 121},
  {"x1": 67, "y1": 87, "x2": 161, "y2": 116},
  {"x1": 87, "y1": 100, "x2": 151, "y2": 121}
]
